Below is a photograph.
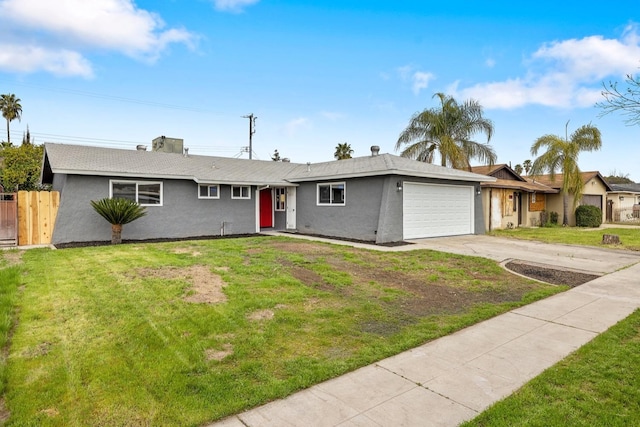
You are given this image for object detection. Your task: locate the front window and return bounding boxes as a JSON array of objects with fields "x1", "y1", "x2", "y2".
[
  {"x1": 232, "y1": 185, "x2": 251, "y2": 199},
  {"x1": 275, "y1": 187, "x2": 286, "y2": 211},
  {"x1": 317, "y1": 182, "x2": 345, "y2": 206},
  {"x1": 111, "y1": 180, "x2": 162, "y2": 206},
  {"x1": 198, "y1": 184, "x2": 219, "y2": 199}
]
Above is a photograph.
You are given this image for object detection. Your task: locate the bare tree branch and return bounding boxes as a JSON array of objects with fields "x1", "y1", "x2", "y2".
[{"x1": 596, "y1": 73, "x2": 640, "y2": 126}]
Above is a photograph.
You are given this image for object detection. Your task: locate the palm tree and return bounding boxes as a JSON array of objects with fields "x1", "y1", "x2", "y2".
[
  {"x1": 334, "y1": 142, "x2": 353, "y2": 160},
  {"x1": 514, "y1": 164, "x2": 523, "y2": 175},
  {"x1": 90, "y1": 198, "x2": 147, "y2": 244},
  {"x1": 529, "y1": 123, "x2": 602, "y2": 226},
  {"x1": 395, "y1": 92, "x2": 496, "y2": 170},
  {"x1": 0, "y1": 94, "x2": 23, "y2": 145},
  {"x1": 522, "y1": 159, "x2": 532, "y2": 175}
]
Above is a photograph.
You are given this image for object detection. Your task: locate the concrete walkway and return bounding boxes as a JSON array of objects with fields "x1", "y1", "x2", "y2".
[{"x1": 210, "y1": 233, "x2": 640, "y2": 427}]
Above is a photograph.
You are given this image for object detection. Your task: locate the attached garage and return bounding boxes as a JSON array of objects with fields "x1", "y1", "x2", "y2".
[{"x1": 403, "y1": 182, "x2": 474, "y2": 239}]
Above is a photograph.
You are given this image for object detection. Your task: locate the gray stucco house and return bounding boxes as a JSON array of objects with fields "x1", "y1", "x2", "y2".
[{"x1": 41, "y1": 143, "x2": 495, "y2": 245}]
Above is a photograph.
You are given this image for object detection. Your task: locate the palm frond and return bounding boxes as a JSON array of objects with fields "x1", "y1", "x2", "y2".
[{"x1": 90, "y1": 198, "x2": 147, "y2": 225}]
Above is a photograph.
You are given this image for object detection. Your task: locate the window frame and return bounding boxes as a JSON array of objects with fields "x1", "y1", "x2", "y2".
[
  {"x1": 275, "y1": 187, "x2": 286, "y2": 211},
  {"x1": 110, "y1": 179, "x2": 163, "y2": 206},
  {"x1": 198, "y1": 184, "x2": 220, "y2": 199},
  {"x1": 231, "y1": 185, "x2": 251, "y2": 200},
  {"x1": 317, "y1": 181, "x2": 346, "y2": 206}
]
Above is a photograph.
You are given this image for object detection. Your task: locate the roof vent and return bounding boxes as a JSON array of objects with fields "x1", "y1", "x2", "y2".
[
  {"x1": 307, "y1": 162, "x2": 311, "y2": 172},
  {"x1": 371, "y1": 145, "x2": 380, "y2": 156},
  {"x1": 136, "y1": 145, "x2": 147, "y2": 151},
  {"x1": 282, "y1": 158, "x2": 290, "y2": 162},
  {"x1": 183, "y1": 147, "x2": 189, "y2": 157}
]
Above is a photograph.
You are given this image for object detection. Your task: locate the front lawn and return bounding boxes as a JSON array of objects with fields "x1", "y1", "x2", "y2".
[
  {"x1": 462, "y1": 308, "x2": 640, "y2": 426},
  {"x1": 490, "y1": 226, "x2": 640, "y2": 251},
  {"x1": 2, "y1": 237, "x2": 561, "y2": 426}
]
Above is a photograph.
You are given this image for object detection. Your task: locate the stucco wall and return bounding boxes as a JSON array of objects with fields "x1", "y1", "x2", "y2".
[
  {"x1": 295, "y1": 176, "x2": 384, "y2": 242},
  {"x1": 549, "y1": 178, "x2": 609, "y2": 226},
  {"x1": 51, "y1": 175, "x2": 257, "y2": 244},
  {"x1": 293, "y1": 175, "x2": 484, "y2": 244}
]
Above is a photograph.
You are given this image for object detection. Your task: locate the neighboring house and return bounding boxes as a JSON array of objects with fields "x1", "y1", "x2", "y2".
[
  {"x1": 41, "y1": 143, "x2": 496, "y2": 245},
  {"x1": 471, "y1": 164, "x2": 558, "y2": 230},
  {"x1": 606, "y1": 183, "x2": 640, "y2": 222},
  {"x1": 526, "y1": 172, "x2": 612, "y2": 226}
]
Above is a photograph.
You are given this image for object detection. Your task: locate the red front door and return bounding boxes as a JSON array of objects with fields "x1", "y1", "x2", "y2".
[{"x1": 260, "y1": 189, "x2": 273, "y2": 228}]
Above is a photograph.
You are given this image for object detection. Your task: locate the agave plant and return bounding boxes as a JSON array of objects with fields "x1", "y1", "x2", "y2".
[{"x1": 90, "y1": 198, "x2": 147, "y2": 244}]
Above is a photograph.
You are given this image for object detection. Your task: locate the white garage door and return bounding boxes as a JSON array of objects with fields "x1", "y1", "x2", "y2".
[{"x1": 403, "y1": 182, "x2": 474, "y2": 239}]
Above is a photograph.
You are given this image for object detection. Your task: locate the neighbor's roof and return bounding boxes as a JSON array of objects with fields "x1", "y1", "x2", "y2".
[
  {"x1": 470, "y1": 164, "x2": 526, "y2": 182},
  {"x1": 42, "y1": 143, "x2": 496, "y2": 185},
  {"x1": 469, "y1": 164, "x2": 555, "y2": 193},
  {"x1": 480, "y1": 178, "x2": 558, "y2": 193},
  {"x1": 609, "y1": 183, "x2": 640, "y2": 193},
  {"x1": 527, "y1": 171, "x2": 613, "y2": 192}
]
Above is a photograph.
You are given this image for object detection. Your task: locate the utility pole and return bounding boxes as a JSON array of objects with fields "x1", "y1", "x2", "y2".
[{"x1": 242, "y1": 113, "x2": 257, "y2": 159}]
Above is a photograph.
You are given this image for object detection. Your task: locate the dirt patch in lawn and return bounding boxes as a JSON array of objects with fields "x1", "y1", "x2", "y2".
[
  {"x1": 505, "y1": 261, "x2": 600, "y2": 287},
  {"x1": 136, "y1": 265, "x2": 227, "y2": 304},
  {"x1": 265, "y1": 240, "x2": 544, "y2": 321},
  {"x1": 1, "y1": 250, "x2": 24, "y2": 266},
  {"x1": 205, "y1": 343, "x2": 233, "y2": 361},
  {"x1": 248, "y1": 309, "x2": 275, "y2": 321}
]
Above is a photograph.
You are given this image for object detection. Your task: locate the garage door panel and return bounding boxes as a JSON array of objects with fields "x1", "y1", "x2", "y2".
[{"x1": 403, "y1": 182, "x2": 474, "y2": 239}]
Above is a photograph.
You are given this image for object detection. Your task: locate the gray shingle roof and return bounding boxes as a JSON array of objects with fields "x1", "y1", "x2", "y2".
[{"x1": 43, "y1": 143, "x2": 496, "y2": 185}]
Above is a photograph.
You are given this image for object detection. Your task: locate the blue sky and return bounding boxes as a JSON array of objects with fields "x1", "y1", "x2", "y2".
[{"x1": 1, "y1": 0, "x2": 639, "y2": 180}]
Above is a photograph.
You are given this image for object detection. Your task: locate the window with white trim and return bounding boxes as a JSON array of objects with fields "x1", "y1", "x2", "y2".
[
  {"x1": 232, "y1": 185, "x2": 251, "y2": 199},
  {"x1": 110, "y1": 180, "x2": 162, "y2": 206},
  {"x1": 317, "y1": 182, "x2": 345, "y2": 205},
  {"x1": 198, "y1": 184, "x2": 220, "y2": 199},
  {"x1": 275, "y1": 187, "x2": 286, "y2": 211}
]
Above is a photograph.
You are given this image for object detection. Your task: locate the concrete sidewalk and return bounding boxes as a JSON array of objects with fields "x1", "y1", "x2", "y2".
[{"x1": 210, "y1": 235, "x2": 640, "y2": 427}]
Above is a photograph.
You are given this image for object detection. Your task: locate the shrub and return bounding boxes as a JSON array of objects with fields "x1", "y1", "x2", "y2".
[
  {"x1": 575, "y1": 205, "x2": 602, "y2": 227},
  {"x1": 549, "y1": 211, "x2": 559, "y2": 224}
]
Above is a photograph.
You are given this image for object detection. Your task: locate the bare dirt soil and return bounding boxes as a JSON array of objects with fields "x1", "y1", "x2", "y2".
[
  {"x1": 136, "y1": 265, "x2": 227, "y2": 304},
  {"x1": 505, "y1": 261, "x2": 600, "y2": 288},
  {"x1": 267, "y1": 240, "x2": 547, "y2": 320}
]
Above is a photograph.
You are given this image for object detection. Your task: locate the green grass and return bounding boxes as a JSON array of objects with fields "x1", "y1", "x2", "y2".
[
  {"x1": 462, "y1": 309, "x2": 640, "y2": 426},
  {"x1": 3, "y1": 237, "x2": 561, "y2": 426},
  {"x1": 0, "y1": 265, "x2": 21, "y2": 397},
  {"x1": 490, "y1": 226, "x2": 640, "y2": 251}
]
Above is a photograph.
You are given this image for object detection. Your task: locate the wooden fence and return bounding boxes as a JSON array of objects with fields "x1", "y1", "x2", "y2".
[{"x1": 17, "y1": 191, "x2": 60, "y2": 246}]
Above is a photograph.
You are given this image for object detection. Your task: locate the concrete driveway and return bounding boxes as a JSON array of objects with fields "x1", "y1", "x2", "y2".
[{"x1": 407, "y1": 234, "x2": 640, "y2": 275}]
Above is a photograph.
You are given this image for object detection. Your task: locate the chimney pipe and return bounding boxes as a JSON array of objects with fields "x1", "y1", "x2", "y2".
[
  {"x1": 183, "y1": 147, "x2": 189, "y2": 157},
  {"x1": 306, "y1": 162, "x2": 311, "y2": 172},
  {"x1": 371, "y1": 145, "x2": 380, "y2": 156}
]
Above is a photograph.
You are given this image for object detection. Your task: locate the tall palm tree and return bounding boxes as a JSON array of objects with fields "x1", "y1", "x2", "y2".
[
  {"x1": 0, "y1": 94, "x2": 23, "y2": 145},
  {"x1": 395, "y1": 93, "x2": 496, "y2": 169},
  {"x1": 529, "y1": 123, "x2": 602, "y2": 226},
  {"x1": 90, "y1": 198, "x2": 147, "y2": 244},
  {"x1": 522, "y1": 159, "x2": 532, "y2": 175},
  {"x1": 334, "y1": 142, "x2": 354, "y2": 160}
]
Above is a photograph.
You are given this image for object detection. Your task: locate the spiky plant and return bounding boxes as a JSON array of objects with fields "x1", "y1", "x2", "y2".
[{"x1": 90, "y1": 198, "x2": 147, "y2": 244}]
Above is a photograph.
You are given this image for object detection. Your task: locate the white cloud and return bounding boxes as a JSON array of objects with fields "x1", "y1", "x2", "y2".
[
  {"x1": 212, "y1": 0, "x2": 260, "y2": 13},
  {"x1": 283, "y1": 117, "x2": 310, "y2": 136},
  {"x1": 0, "y1": 0, "x2": 196, "y2": 76},
  {"x1": 0, "y1": 44, "x2": 94, "y2": 77},
  {"x1": 412, "y1": 71, "x2": 435, "y2": 95},
  {"x1": 396, "y1": 65, "x2": 435, "y2": 95},
  {"x1": 452, "y1": 24, "x2": 640, "y2": 110}
]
